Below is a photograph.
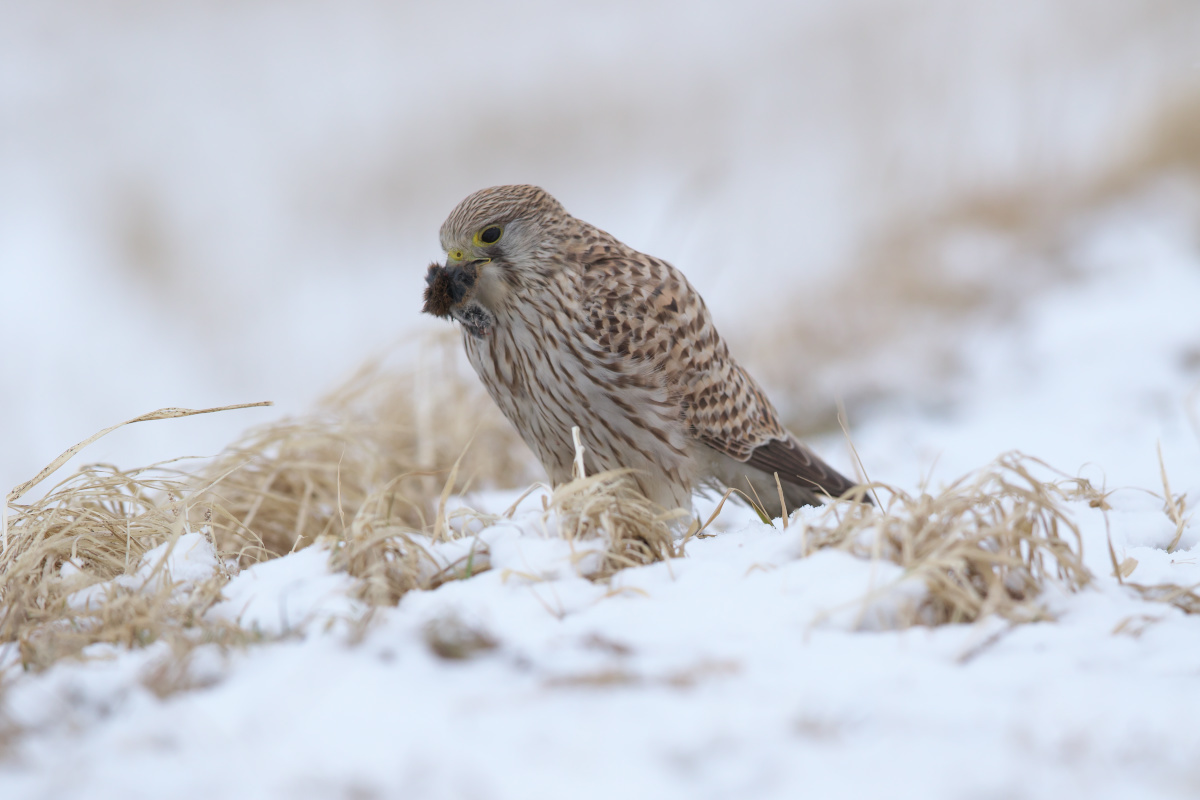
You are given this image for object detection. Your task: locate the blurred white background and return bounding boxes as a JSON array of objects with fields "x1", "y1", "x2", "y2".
[{"x1": 3, "y1": 0, "x2": 1199, "y2": 493}]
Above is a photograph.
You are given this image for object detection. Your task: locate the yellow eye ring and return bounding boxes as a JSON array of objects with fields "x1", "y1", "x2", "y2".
[{"x1": 473, "y1": 225, "x2": 503, "y2": 246}]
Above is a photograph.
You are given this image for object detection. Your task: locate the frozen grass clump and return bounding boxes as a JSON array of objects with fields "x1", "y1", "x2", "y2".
[
  {"x1": 0, "y1": 464, "x2": 252, "y2": 672},
  {"x1": 326, "y1": 466, "x2": 496, "y2": 608},
  {"x1": 549, "y1": 469, "x2": 684, "y2": 580},
  {"x1": 798, "y1": 453, "x2": 1096, "y2": 626}
]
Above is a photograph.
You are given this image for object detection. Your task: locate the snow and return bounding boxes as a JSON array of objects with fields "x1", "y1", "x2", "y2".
[
  {"x1": 211, "y1": 544, "x2": 364, "y2": 637},
  {"x1": 856, "y1": 181, "x2": 1200, "y2": 493}
]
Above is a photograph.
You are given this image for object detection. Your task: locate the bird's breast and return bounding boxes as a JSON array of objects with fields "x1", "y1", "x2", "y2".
[{"x1": 460, "y1": 304, "x2": 696, "y2": 510}]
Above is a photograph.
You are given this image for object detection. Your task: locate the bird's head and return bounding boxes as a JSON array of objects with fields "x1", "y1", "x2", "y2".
[{"x1": 423, "y1": 185, "x2": 569, "y2": 337}]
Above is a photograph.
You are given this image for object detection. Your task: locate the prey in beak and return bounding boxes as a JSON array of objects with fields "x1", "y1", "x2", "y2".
[{"x1": 422, "y1": 260, "x2": 495, "y2": 339}]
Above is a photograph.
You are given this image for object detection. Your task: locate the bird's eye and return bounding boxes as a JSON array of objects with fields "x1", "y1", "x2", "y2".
[{"x1": 475, "y1": 226, "x2": 503, "y2": 246}]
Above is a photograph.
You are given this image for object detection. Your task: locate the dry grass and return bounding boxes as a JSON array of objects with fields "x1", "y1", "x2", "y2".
[
  {"x1": 798, "y1": 453, "x2": 1097, "y2": 626},
  {"x1": 0, "y1": 335, "x2": 530, "y2": 681},
  {"x1": 1099, "y1": 90, "x2": 1200, "y2": 197},
  {"x1": 1122, "y1": 581, "x2": 1200, "y2": 615},
  {"x1": 543, "y1": 658, "x2": 740, "y2": 690},
  {"x1": 326, "y1": 478, "x2": 495, "y2": 609},
  {"x1": 755, "y1": 198, "x2": 1066, "y2": 435},
  {"x1": 191, "y1": 336, "x2": 532, "y2": 562},
  {"x1": 3, "y1": 399, "x2": 1192, "y2": 685},
  {"x1": 548, "y1": 469, "x2": 685, "y2": 579},
  {"x1": 0, "y1": 464, "x2": 257, "y2": 673},
  {"x1": 1107, "y1": 447, "x2": 1200, "y2": 615}
]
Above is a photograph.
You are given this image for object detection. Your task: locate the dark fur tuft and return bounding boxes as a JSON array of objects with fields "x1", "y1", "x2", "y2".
[
  {"x1": 423, "y1": 261, "x2": 482, "y2": 318},
  {"x1": 422, "y1": 262, "x2": 456, "y2": 318}
]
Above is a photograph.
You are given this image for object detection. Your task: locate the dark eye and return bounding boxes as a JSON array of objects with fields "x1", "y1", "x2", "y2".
[{"x1": 479, "y1": 226, "x2": 502, "y2": 244}]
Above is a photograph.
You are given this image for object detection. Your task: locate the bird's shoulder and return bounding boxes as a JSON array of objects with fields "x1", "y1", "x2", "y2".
[{"x1": 571, "y1": 237, "x2": 708, "y2": 364}]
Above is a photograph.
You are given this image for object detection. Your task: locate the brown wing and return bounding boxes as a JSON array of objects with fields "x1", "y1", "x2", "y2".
[{"x1": 740, "y1": 435, "x2": 862, "y2": 500}]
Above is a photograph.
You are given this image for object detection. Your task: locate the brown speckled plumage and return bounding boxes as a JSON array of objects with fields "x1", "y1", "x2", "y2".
[{"x1": 426, "y1": 185, "x2": 863, "y2": 515}]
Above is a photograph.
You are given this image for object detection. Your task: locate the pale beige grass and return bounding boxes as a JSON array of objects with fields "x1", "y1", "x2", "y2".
[
  {"x1": 1, "y1": 463, "x2": 257, "y2": 673},
  {"x1": 549, "y1": 469, "x2": 685, "y2": 579},
  {"x1": 796, "y1": 453, "x2": 1096, "y2": 626},
  {"x1": 191, "y1": 335, "x2": 533, "y2": 563},
  {"x1": 0, "y1": 335, "x2": 529, "y2": 679}
]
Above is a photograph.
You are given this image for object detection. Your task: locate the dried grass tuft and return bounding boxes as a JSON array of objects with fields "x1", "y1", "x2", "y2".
[
  {"x1": 549, "y1": 469, "x2": 685, "y2": 579},
  {"x1": 1, "y1": 464, "x2": 253, "y2": 672},
  {"x1": 191, "y1": 335, "x2": 533, "y2": 562},
  {"x1": 1123, "y1": 582, "x2": 1200, "y2": 615},
  {"x1": 328, "y1": 524, "x2": 434, "y2": 609},
  {"x1": 139, "y1": 638, "x2": 231, "y2": 699},
  {"x1": 326, "y1": 477, "x2": 493, "y2": 609},
  {"x1": 800, "y1": 453, "x2": 1096, "y2": 626}
]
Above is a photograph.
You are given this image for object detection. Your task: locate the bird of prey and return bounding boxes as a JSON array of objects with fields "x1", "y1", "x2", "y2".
[{"x1": 423, "y1": 185, "x2": 865, "y2": 517}]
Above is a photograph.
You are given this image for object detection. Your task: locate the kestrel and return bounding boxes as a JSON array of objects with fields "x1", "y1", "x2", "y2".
[{"x1": 423, "y1": 185, "x2": 864, "y2": 517}]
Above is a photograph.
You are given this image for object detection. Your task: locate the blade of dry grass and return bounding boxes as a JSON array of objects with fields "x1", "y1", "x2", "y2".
[
  {"x1": 3, "y1": 402, "x2": 272, "y2": 555},
  {"x1": 1157, "y1": 442, "x2": 1189, "y2": 553},
  {"x1": 1122, "y1": 581, "x2": 1200, "y2": 615},
  {"x1": 6, "y1": 402, "x2": 272, "y2": 509}
]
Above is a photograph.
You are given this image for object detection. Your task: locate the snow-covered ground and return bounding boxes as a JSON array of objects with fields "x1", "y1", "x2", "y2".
[{"x1": 2, "y1": 180, "x2": 1199, "y2": 799}]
